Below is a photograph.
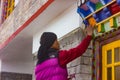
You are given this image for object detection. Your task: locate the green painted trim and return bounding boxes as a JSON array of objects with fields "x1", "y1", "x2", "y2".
[{"x1": 100, "y1": 24, "x2": 105, "y2": 33}]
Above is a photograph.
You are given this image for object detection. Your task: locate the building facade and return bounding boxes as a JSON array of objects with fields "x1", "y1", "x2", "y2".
[{"x1": 0, "y1": 0, "x2": 120, "y2": 80}]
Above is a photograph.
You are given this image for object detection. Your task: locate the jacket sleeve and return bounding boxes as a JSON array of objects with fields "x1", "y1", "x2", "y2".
[{"x1": 58, "y1": 35, "x2": 92, "y2": 67}]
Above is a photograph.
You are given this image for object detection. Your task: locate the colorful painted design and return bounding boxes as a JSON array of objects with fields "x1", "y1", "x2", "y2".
[
  {"x1": 1, "y1": 0, "x2": 15, "y2": 24},
  {"x1": 116, "y1": 16, "x2": 120, "y2": 26},
  {"x1": 97, "y1": 24, "x2": 105, "y2": 33},
  {"x1": 77, "y1": 0, "x2": 120, "y2": 30},
  {"x1": 88, "y1": 16, "x2": 97, "y2": 27},
  {"x1": 95, "y1": 2, "x2": 104, "y2": 10},
  {"x1": 109, "y1": 18, "x2": 118, "y2": 28},
  {"x1": 83, "y1": 20, "x2": 89, "y2": 25},
  {"x1": 77, "y1": 4, "x2": 92, "y2": 18},
  {"x1": 94, "y1": 7, "x2": 111, "y2": 22},
  {"x1": 86, "y1": 1, "x2": 96, "y2": 12},
  {"x1": 109, "y1": 3, "x2": 120, "y2": 15},
  {"x1": 102, "y1": 0, "x2": 112, "y2": 4},
  {"x1": 117, "y1": 0, "x2": 120, "y2": 5}
]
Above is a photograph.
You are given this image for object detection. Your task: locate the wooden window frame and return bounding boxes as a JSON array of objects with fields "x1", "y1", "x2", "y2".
[
  {"x1": 92, "y1": 27, "x2": 120, "y2": 80},
  {"x1": 102, "y1": 40, "x2": 120, "y2": 80}
]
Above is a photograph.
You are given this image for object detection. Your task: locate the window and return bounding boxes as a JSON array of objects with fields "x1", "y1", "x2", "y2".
[{"x1": 102, "y1": 40, "x2": 120, "y2": 80}]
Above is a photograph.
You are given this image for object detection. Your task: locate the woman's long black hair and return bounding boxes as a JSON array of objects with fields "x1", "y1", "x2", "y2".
[{"x1": 37, "y1": 32, "x2": 57, "y2": 65}]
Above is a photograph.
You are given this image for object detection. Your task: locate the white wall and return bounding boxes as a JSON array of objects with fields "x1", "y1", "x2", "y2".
[
  {"x1": 1, "y1": 61, "x2": 34, "y2": 74},
  {"x1": 32, "y1": 4, "x2": 83, "y2": 54},
  {"x1": 15, "y1": 0, "x2": 19, "y2": 6}
]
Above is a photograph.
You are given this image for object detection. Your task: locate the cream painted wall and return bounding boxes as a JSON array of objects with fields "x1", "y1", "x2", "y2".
[{"x1": 32, "y1": 4, "x2": 83, "y2": 54}]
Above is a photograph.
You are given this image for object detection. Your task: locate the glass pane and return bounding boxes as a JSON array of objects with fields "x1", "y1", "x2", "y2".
[
  {"x1": 114, "y1": 47, "x2": 120, "y2": 62},
  {"x1": 107, "y1": 50, "x2": 112, "y2": 64},
  {"x1": 115, "y1": 66, "x2": 120, "y2": 80},
  {"x1": 107, "y1": 67, "x2": 112, "y2": 80}
]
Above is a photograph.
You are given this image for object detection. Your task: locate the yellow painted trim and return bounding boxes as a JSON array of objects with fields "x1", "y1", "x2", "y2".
[
  {"x1": 102, "y1": 46, "x2": 105, "y2": 80},
  {"x1": 98, "y1": 24, "x2": 101, "y2": 32},
  {"x1": 106, "y1": 64, "x2": 112, "y2": 67},
  {"x1": 114, "y1": 62, "x2": 120, "y2": 66},
  {"x1": 109, "y1": 18, "x2": 114, "y2": 28},
  {"x1": 112, "y1": 48, "x2": 114, "y2": 80}
]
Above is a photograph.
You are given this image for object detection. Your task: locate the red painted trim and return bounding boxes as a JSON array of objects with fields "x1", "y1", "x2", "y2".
[{"x1": 0, "y1": 0, "x2": 54, "y2": 50}]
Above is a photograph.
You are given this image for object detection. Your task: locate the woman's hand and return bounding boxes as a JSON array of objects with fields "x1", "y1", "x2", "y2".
[{"x1": 85, "y1": 25, "x2": 94, "y2": 36}]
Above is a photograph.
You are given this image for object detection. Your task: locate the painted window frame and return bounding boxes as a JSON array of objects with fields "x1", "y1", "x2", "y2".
[
  {"x1": 93, "y1": 27, "x2": 120, "y2": 80},
  {"x1": 102, "y1": 40, "x2": 120, "y2": 80}
]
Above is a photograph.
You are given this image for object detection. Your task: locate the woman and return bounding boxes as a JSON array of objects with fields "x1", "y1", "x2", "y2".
[{"x1": 35, "y1": 26, "x2": 93, "y2": 80}]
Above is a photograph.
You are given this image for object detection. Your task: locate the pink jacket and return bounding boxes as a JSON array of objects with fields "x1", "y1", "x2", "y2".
[
  {"x1": 35, "y1": 58, "x2": 68, "y2": 80},
  {"x1": 35, "y1": 35, "x2": 92, "y2": 80}
]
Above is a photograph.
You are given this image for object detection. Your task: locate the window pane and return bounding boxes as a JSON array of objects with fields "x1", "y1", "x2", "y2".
[
  {"x1": 114, "y1": 47, "x2": 120, "y2": 62},
  {"x1": 115, "y1": 66, "x2": 120, "y2": 80},
  {"x1": 107, "y1": 67, "x2": 112, "y2": 80},
  {"x1": 107, "y1": 50, "x2": 112, "y2": 64}
]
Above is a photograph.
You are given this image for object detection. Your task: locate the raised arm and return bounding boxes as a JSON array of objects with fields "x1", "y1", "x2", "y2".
[
  {"x1": 59, "y1": 35, "x2": 92, "y2": 67},
  {"x1": 58, "y1": 26, "x2": 93, "y2": 67}
]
